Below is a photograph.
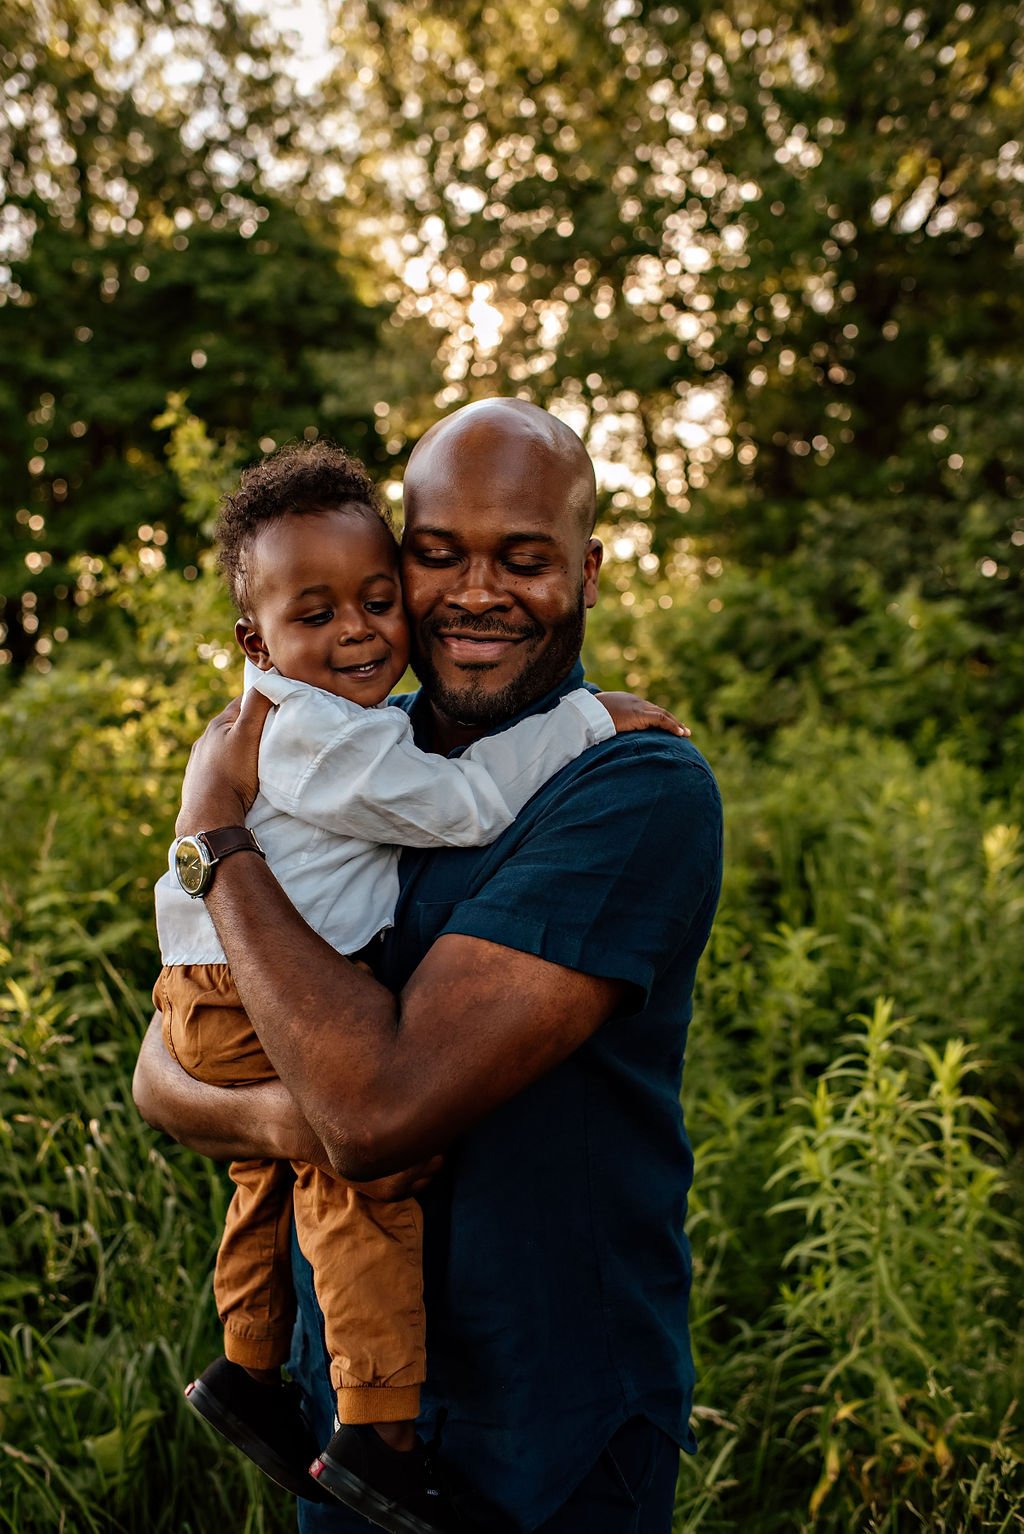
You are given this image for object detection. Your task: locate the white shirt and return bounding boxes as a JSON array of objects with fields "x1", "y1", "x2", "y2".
[{"x1": 155, "y1": 663, "x2": 615, "y2": 965}]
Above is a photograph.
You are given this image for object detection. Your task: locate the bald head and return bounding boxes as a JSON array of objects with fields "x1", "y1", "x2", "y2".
[{"x1": 405, "y1": 398, "x2": 597, "y2": 536}]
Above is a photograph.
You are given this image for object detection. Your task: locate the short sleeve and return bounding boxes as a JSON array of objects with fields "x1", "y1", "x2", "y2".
[{"x1": 435, "y1": 736, "x2": 723, "y2": 1000}]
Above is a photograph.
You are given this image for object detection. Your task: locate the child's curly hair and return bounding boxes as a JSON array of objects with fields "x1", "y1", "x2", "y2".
[{"x1": 216, "y1": 440, "x2": 393, "y2": 614}]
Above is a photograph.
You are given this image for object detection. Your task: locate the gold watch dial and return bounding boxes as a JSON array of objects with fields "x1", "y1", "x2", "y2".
[{"x1": 174, "y1": 838, "x2": 208, "y2": 896}]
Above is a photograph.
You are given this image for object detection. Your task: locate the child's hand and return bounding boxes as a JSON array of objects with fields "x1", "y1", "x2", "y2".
[{"x1": 597, "y1": 692, "x2": 691, "y2": 737}]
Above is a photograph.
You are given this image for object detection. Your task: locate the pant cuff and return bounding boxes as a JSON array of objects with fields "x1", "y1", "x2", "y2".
[
  {"x1": 336, "y1": 1384, "x2": 422, "y2": 1424},
  {"x1": 224, "y1": 1329, "x2": 292, "y2": 1371}
]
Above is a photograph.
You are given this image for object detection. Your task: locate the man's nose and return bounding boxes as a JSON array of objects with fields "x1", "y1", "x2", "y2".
[{"x1": 444, "y1": 561, "x2": 511, "y2": 613}]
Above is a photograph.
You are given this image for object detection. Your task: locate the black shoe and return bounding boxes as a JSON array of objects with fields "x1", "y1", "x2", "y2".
[
  {"x1": 184, "y1": 1355, "x2": 332, "y2": 1503},
  {"x1": 309, "y1": 1423, "x2": 464, "y2": 1533}
]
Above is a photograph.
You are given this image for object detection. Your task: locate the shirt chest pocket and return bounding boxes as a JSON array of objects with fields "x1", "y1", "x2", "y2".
[{"x1": 391, "y1": 836, "x2": 518, "y2": 971}]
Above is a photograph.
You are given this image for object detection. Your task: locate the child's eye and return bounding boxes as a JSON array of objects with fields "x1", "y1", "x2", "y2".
[
  {"x1": 301, "y1": 610, "x2": 333, "y2": 626},
  {"x1": 365, "y1": 599, "x2": 395, "y2": 614}
]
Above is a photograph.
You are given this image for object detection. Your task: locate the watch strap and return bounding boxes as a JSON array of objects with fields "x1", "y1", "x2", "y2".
[{"x1": 197, "y1": 826, "x2": 266, "y2": 865}]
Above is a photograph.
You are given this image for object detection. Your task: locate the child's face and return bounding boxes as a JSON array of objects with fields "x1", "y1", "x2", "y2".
[{"x1": 239, "y1": 508, "x2": 410, "y2": 704}]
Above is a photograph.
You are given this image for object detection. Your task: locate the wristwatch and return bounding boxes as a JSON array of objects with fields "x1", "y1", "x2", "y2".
[{"x1": 171, "y1": 826, "x2": 266, "y2": 898}]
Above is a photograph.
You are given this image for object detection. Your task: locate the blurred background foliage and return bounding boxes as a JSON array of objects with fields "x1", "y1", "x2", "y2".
[{"x1": 0, "y1": 0, "x2": 1021, "y2": 1529}]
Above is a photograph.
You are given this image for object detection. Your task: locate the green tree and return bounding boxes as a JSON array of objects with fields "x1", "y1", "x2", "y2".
[
  {"x1": 327, "y1": 0, "x2": 1024, "y2": 776},
  {"x1": 0, "y1": 0, "x2": 393, "y2": 674}
]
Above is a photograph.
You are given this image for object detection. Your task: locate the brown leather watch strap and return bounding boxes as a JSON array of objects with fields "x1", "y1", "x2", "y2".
[{"x1": 197, "y1": 826, "x2": 266, "y2": 865}]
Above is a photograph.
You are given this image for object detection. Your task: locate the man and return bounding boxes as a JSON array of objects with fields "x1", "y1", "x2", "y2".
[{"x1": 133, "y1": 398, "x2": 723, "y2": 1532}]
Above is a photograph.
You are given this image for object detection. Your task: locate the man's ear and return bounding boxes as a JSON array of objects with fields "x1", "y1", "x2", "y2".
[
  {"x1": 235, "y1": 618, "x2": 273, "y2": 670},
  {"x1": 583, "y1": 537, "x2": 603, "y2": 610}
]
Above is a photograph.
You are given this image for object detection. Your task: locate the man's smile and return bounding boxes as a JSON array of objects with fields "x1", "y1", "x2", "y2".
[
  {"x1": 435, "y1": 632, "x2": 527, "y2": 665},
  {"x1": 424, "y1": 617, "x2": 542, "y2": 668}
]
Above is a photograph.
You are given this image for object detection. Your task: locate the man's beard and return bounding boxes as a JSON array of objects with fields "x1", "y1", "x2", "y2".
[{"x1": 410, "y1": 591, "x2": 586, "y2": 729}]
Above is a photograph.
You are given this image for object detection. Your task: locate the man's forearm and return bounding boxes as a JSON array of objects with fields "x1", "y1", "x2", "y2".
[
  {"x1": 133, "y1": 1012, "x2": 329, "y2": 1167},
  {"x1": 201, "y1": 852, "x2": 402, "y2": 1175},
  {"x1": 134, "y1": 1013, "x2": 444, "y2": 1198}
]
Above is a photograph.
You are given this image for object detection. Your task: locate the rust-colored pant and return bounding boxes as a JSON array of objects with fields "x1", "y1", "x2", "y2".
[{"x1": 153, "y1": 963, "x2": 425, "y2": 1423}]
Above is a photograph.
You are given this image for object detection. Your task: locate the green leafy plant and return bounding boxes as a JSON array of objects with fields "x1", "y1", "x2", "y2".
[{"x1": 766, "y1": 1000, "x2": 1021, "y2": 1530}]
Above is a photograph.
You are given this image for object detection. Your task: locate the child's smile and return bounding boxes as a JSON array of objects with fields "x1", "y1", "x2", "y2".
[{"x1": 239, "y1": 508, "x2": 410, "y2": 704}]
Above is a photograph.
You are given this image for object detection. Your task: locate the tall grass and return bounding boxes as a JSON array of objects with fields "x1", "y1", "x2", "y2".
[
  {"x1": 0, "y1": 582, "x2": 295, "y2": 1529},
  {"x1": 676, "y1": 727, "x2": 1023, "y2": 1531},
  {"x1": 0, "y1": 897, "x2": 294, "y2": 1530}
]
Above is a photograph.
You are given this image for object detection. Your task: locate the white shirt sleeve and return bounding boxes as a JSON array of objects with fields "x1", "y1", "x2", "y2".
[{"x1": 252, "y1": 673, "x2": 615, "y2": 849}]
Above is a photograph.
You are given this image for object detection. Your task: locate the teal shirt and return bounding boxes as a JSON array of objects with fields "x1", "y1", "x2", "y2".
[{"x1": 292, "y1": 660, "x2": 723, "y2": 1532}]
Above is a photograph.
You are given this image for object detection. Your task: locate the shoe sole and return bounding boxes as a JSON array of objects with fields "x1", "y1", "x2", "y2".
[
  {"x1": 184, "y1": 1377, "x2": 332, "y2": 1504},
  {"x1": 310, "y1": 1452, "x2": 447, "y2": 1534}
]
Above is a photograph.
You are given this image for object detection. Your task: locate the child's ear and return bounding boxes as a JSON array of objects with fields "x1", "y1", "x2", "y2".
[{"x1": 236, "y1": 619, "x2": 273, "y2": 670}]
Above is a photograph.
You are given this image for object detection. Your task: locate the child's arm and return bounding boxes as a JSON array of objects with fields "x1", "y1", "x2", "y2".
[{"x1": 257, "y1": 687, "x2": 688, "y2": 850}]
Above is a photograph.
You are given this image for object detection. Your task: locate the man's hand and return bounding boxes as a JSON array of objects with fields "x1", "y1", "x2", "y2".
[
  {"x1": 176, "y1": 687, "x2": 274, "y2": 835},
  {"x1": 134, "y1": 1011, "x2": 443, "y2": 1194},
  {"x1": 597, "y1": 692, "x2": 691, "y2": 737},
  {"x1": 133, "y1": 1011, "x2": 326, "y2": 1165}
]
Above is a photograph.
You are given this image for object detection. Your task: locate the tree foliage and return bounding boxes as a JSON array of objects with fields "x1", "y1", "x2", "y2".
[
  {"x1": 331, "y1": 0, "x2": 1024, "y2": 776},
  {"x1": 3, "y1": 0, "x2": 1023, "y2": 779},
  {"x1": 0, "y1": 0, "x2": 393, "y2": 670}
]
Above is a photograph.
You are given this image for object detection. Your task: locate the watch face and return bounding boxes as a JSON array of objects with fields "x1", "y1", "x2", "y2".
[{"x1": 174, "y1": 837, "x2": 209, "y2": 896}]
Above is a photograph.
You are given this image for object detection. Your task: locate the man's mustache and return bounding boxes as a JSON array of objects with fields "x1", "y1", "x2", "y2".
[{"x1": 421, "y1": 615, "x2": 543, "y2": 641}]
